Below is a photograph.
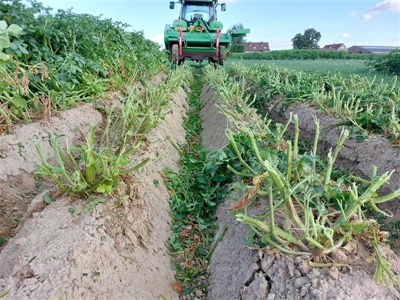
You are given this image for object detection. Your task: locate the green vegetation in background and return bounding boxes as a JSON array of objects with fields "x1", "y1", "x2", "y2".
[
  {"x1": 0, "y1": 0, "x2": 168, "y2": 132},
  {"x1": 229, "y1": 63, "x2": 399, "y2": 141},
  {"x1": 228, "y1": 59, "x2": 398, "y2": 84},
  {"x1": 230, "y1": 48, "x2": 400, "y2": 77},
  {"x1": 368, "y1": 49, "x2": 400, "y2": 76},
  {"x1": 291, "y1": 28, "x2": 321, "y2": 50},
  {"x1": 230, "y1": 44, "x2": 245, "y2": 53},
  {"x1": 230, "y1": 49, "x2": 382, "y2": 60}
]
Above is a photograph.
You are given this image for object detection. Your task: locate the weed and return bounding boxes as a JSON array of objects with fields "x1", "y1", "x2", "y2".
[{"x1": 166, "y1": 66, "x2": 234, "y2": 297}]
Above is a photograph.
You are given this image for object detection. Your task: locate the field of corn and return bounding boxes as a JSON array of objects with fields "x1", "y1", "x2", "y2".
[{"x1": 1, "y1": 1, "x2": 400, "y2": 299}]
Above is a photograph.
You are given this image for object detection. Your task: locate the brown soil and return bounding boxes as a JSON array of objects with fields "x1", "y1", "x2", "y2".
[
  {"x1": 0, "y1": 75, "x2": 188, "y2": 299},
  {"x1": 0, "y1": 77, "x2": 399, "y2": 300},
  {"x1": 200, "y1": 83, "x2": 400, "y2": 300}
]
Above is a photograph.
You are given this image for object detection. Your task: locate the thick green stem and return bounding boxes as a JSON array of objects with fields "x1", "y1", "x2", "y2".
[
  {"x1": 312, "y1": 116, "x2": 319, "y2": 177},
  {"x1": 226, "y1": 130, "x2": 257, "y2": 175},
  {"x1": 286, "y1": 140, "x2": 293, "y2": 184},
  {"x1": 293, "y1": 115, "x2": 299, "y2": 160},
  {"x1": 236, "y1": 213, "x2": 310, "y2": 252}
]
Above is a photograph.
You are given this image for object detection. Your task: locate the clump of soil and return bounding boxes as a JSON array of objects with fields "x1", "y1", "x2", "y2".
[{"x1": 0, "y1": 78, "x2": 188, "y2": 299}]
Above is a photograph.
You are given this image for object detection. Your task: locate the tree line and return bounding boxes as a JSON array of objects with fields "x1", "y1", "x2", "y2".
[{"x1": 230, "y1": 24, "x2": 322, "y2": 51}]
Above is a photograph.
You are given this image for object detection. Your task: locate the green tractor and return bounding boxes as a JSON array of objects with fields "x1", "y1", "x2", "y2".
[{"x1": 164, "y1": 0, "x2": 249, "y2": 66}]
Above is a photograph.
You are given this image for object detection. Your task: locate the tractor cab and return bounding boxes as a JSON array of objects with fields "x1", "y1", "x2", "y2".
[
  {"x1": 165, "y1": 0, "x2": 248, "y2": 66},
  {"x1": 170, "y1": 0, "x2": 225, "y2": 25},
  {"x1": 181, "y1": 2, "x2": 215, "y2": 24}
]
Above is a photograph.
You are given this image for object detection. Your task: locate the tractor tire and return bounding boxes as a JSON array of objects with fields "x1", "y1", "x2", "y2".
[
  {"x1": 171, "y1": 44, "x2": 179, "y2": 65},
  {"x1": 218, "y1": 45, "x2": 227, "y2": 66}
]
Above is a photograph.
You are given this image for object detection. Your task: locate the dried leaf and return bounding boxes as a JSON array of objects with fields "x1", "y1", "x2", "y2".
[
  {"x1": 342, "y1": 240, "x2": 357, "y2": 255},
  {"x1": 172, "y1": 282, "x2": 183, "y2": 293},
  {"x1": 179, "y1": 228, "x2": 190, "y2": 241},
  {"x1": 365, "y1": 257, "x2": 374, "y2": 264},
  {"x1": 229, "y1": 179, "x2": 260, "y2": 211}
]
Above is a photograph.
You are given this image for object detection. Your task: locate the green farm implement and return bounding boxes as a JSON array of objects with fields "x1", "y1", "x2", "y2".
[{"x1": 164, "y1": 0, "x2": 249, "y2": 66}]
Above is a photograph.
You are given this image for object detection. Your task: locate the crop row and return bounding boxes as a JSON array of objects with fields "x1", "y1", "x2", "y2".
[
  {"x1": 0, "y1": 1, "x2": 169, "y2": 134},
  {"x1": 203, "y1": 64, "x2": 400, "y2": 291},
  {"x1": 226, "y1": 62, "x2": 399, "y2": 143},
  {"x1": 1, "y1": 0, "x2": 189, "y2": 206},
  {"x1": 230, "y1": 49, "x2": 382, "y2": 61}
]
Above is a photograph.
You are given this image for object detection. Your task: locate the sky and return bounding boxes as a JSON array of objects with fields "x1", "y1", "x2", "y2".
[{"x1": 38, "y1": 0, "x2": 400, "y2": 50}]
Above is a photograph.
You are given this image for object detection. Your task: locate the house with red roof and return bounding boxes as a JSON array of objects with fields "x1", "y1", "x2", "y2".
[
  {"x1": 322, "y1": 43, "x2": 347, "y2": 51},
  {"x1": 245, "y1": 41, "x2": 270, "y2": 52}
]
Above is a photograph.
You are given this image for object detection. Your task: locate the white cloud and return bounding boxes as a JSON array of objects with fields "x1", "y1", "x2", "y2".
[
  {"x1": 362, "y1": 13, "x2": 373, "y2": 21},
  {"x1": 349, "y1": 11, "x2": 358, "y2": 17},
  {"x1": 372, "y1": 0, "x2": 400, "y2": 13},
  {"x1": 341, "y1": 33, "x2": 350, "y2": 38},
  {"x1": 363, "y1": 0, "x2": 400, "y2": 21}
]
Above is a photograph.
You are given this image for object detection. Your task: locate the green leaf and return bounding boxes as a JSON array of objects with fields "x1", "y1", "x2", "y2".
[
  {"x1": 18, "y1": 45, "x2": 28, "y2": 55},
  {"x1": 313, "y1": 185, "x2": 324, "y2": 195},
  {"x1": 197, "y1": 175, "x2": 206, "y2": 184},
  {"x1": 196, "y1": 245, "x2": 208, "y2": 256},
  {"x1": 12, "y1": 95, "x2": 27, "y2": 108},
  {"x1": 96, "y1": 183, "x2": 107, "y2": 193},
  {"x1": 78, "y1": 198, "x2": 105, "y2": 215},
  {"x1": 0, "y1": 236, "x2": 7, "y2": 246},
  {"x1": 7, "y1": 24, "x2": 23, "y2": 36},
  {"x1": 68, "y1": 207, "x2": 75, "y2": 216},
  {"x1": 43, "y1": 194, "x2": 54, "y2": 205},
  {"x1": 181, "y1": 288, "x2": 192, "y2": 296},
  {"x1": 198, "y1": 223, "x2": 208, "y2": 230},
  {"x1": 51, "y1": 167, "x2": 63, "y2": 173},
  {"x1": 0, "y1": 52, "x2": 8, "y2": 61},
  {"x1": 259, "y1": 150, "x2": 269, "y2": 159},
  {"x1": 0, "y1": 36, "x2": 10, "y2": 49},
  {"x1": 0, "y1": 21, "x2": 7, "y2": 31},
  {"x1": 0, "y1": 289, "x2": 9, "y2": 298},
  {"x1": 106, "y1": 184, "x2": 113, "y2": 194}
]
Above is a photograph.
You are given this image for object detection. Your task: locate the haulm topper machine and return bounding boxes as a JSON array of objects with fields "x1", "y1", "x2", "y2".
[{"x1": 164, "y1": 0, "x2": 249, "y2": 65}]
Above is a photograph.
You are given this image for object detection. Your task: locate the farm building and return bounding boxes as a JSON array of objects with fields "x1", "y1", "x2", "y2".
[
  {"x1": 322, "y1": 43, "x2": 347, "y2": 51},
  {"x1": 348, "y1": 45, "x2": 399, "y2": 54},
  {"x1": 245, "y1": 41, "x2": 270, "y2": 52}
]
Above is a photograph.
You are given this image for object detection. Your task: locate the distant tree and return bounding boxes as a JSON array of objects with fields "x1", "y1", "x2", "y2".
[
  {"x1": 291, "y1": 28, "x2": 321, "y2": 49},
  {"x1": 230, "y1": 23, "x2": 246, "y2": 44},
  {"x1": 230, "y1": 44, "x2": 245, "y2": 53},
  {"x1": 367, "y1": 49, "x2": 400, "y2": 76}
]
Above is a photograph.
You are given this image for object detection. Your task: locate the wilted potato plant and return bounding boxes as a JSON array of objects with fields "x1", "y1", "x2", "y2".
[
  {"x1": 204, "y1": 65, "x2": 400, "y2": 289},
  {"x1": 35, "y1": 66, "x2": 191, "y2": 196}
]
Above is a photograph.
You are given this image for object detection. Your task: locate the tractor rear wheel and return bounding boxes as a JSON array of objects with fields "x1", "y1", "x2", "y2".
[
  {"x1": 218, "y1": 46, "x2": 227, "y2": 66},
  {"x1": 171, "y1": 44, "x2": 179, "y2": 65}
]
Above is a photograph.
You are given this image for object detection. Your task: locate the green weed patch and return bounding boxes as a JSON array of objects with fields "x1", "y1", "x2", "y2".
[{"x1": 166, "y1": 68, "x2": 236, "y2": 297}]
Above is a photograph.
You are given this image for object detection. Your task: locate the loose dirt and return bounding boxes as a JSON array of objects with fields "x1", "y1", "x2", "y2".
[
  {"x1": 1, "y1": 77, "x2": 399, "y2": 300},
  {"x1": 201, "y1": 83, "x2": 400, "y2": 300},
  {"x1": 0, "y1": 75, "x2": 188, "y2": 299}
]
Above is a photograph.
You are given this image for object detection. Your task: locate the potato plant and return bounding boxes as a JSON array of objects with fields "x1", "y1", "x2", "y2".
[
  {"x1": 0, "y1": 0, "x2": 169, "y2": 133},
  {"x1": 204, "y1": 64, "x2": 400, "y2": 290},
  {"x1": 230, "y1": 63, "x2": 400, "y2": 142},
  {"x1": 35, "y1": 66, "x2": 191, "y2": 196}
]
